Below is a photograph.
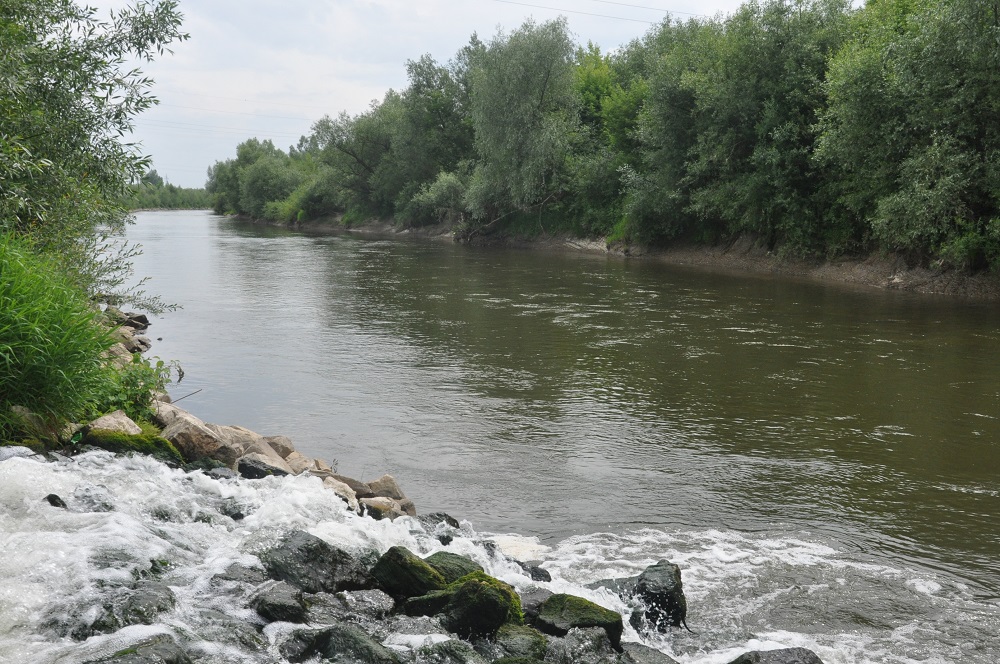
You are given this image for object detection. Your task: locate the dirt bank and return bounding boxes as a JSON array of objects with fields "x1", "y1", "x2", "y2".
[{"x1": 286, "y1": 217, "x2": 1000, "y2": 301}]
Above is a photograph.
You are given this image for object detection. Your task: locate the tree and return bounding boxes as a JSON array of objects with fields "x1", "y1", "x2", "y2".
[
  {"x1": 465, "y1": 18, "x2": 579, "y2": 226},
  {"x1": 0, "y1": 0, "x2": 187, "y2": 302}
]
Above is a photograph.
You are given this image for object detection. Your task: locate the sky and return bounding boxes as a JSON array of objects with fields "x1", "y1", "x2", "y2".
[{"x1": 91, "y1": 0, "x2": 750, "y2": 188}]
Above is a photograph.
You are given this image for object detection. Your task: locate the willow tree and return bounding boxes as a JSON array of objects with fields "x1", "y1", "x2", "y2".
[
  {"x1": 0, "y1": 0, "x2": 187, "y2": 304},
  {"x1": 464, "y1": 18, "x2": 579, "y2": 228}
]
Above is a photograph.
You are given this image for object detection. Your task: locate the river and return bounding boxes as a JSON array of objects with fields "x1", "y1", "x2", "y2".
[{"x1": 3, "y1": 209, "x2": 996, "y2": 663}]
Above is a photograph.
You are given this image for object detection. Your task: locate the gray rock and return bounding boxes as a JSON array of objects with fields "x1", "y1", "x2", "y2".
[
  {"x1": 622, "y1": 642, "x2": 682, "y2": 664},
  {"x1": 161, "y1": 415, "x2": 239, "y2": 466},
  {"x1": 0, "y1": 446, "x2": 40, "y2": 462},
  {"x1": 252, "y1": 581, "x2": 307, "y2": 623},
  {"x1": 150, "y1": 401, "x2": 189, "y2": 429},
  {"x1": 83, "y1": 633, "x2": 191, "y2": 663},
  {"x1": 305, "y1": 589, "x2": 395, "y2": 625},
  {"x1": 333, "y1": 474, "x2": 376, "y2": 499},
  {"x1": 495, "y1": 624, "x2": 548, "y2": 660},
  {"x1": 361, "y1": 496, "x2": 406, "y2": 521},
  {"x1": 260, "y1": 530, "x2": 373, "y2": 593},
  {"x1": 264, "y1": 434, "x2": 297, "y2": 458},
  {"x1": 630, "y1": 560, "x2": 689, "y2": 633},
  {"x1": 516, "y1": 560, "x2": 551, "y2": 582},
  {"x1": 544, "y1": 627, "x2": 621, "y2": 664},
  {"x1": 44, "y1": 494, "x2": 67, "y2": 508},
  {"x1": 213, "y1": 563, "x2": 268, "y2": 584},
  {"x1": 535, "y1": 594, "x2": 623, "y2": 649},
  {"x1": 726, "y1": 648, "x2": 826, "y2": 664},
  {"x1": 238, "y1": 452, "x2": 291, "y2": 479},
  {"x1": 368, "y1": 473, "x2": 407, "y2": 500},
  {"x1": 415, "y1": 639, "x2": 487, "y2": 663},
  {"x1": 280, "y1": 622, "x2": 401, "y2": 663},
  {"x1": 89, "y1": 581, "x2": 176, "y2": 635},
  {"x1": 86, "y1": 410, "x2": 142, "y2": 436},
  {"x1": 519, "y1": 587, "x2": 553, "y2": 624}
]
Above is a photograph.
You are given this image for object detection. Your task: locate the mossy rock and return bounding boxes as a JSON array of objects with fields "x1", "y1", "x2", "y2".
[
  {"x1": 535, "y1": 593, "x2": 623, "y2": 649},
  {"x1": 371, "y1": 546, "x2": 447, "y2": 598},
  {"x1": 424, "y1": 551, "x2": 484, "y2": 584},
  {"x1": 81, "y1": 428, "x2": 182, "y2": 465},
  {"x1": 496, "y1": 624, "x2": 548, "y2": 660},
  {"x1": 440, "y1": 571, "x2": 523, "y2": 639},
  {"x1": 403, "y1": 589, "x2": 453, "y2": 617}
]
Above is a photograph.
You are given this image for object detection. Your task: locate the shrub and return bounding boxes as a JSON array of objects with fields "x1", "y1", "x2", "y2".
[{"x1": 0, "y1": 234, "x2": 115, "y2": 439}]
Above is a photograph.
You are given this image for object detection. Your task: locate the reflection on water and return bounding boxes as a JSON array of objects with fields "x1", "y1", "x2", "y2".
[{"x1": 130, "y1": 211, "x2": 1000, "y2": 597}]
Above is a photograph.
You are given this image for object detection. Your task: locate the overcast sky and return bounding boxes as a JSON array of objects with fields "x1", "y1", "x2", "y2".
[{"x1": 91, "y1": 0, "x2": 749, "y2": 188}]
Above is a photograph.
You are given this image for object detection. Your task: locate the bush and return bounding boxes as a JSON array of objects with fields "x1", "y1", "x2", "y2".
[{"x1": 0, "y1": 234, "x2": 116, "y2": 439}]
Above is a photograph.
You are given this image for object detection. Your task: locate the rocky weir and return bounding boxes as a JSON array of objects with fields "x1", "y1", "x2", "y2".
[{"x1": 0, "y1": 315, "x2": 830, "y2": 664}]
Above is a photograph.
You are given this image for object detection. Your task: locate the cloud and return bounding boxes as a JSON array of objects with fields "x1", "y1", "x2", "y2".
[{"x1": 86, "y1": 0, "x2": 747, "y2": 186}]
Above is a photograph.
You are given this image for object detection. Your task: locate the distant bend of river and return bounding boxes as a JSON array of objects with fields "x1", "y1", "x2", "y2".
[{"x1": 129, "y1": 211, "x2": 1000, "y2": 599}]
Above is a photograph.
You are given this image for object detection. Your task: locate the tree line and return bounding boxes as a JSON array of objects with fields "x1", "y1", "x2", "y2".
[
  {"x1": 1, "y1": 0, "x2": 185, "y2": 440},
  {"x1": 209, "y1": 0, "x2": 1000, "y2": 271},
  {"x1": 129, "y1": 169, "x2": 212, "y2": 210}
]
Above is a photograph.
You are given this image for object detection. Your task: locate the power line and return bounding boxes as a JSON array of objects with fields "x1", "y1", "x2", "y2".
[
  {"x1": 584, "y1": 0, "x2": 706, "y2": 17},
  {"x1": 491, "y1": 0, "x2": 657, "y2": 23}
]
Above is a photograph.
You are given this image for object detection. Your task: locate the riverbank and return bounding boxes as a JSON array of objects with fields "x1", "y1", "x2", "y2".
[{"x1": 279, "y1": 216, "x2": 1000, "y2": 301}]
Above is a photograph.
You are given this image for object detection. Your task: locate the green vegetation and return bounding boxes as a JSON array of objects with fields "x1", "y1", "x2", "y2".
[
  {"x1": 129, "y1": 170, "x2": 211, "y2": 210},
  {"x1": 0, "y1": 0, "x2": 186, "y2": 443},
  {"x1": 82, "y1": 421, "x2": 183, "y2": 465},
  {"x1": 208, "y1": 0, "x2": 1000, "y2": 272}
]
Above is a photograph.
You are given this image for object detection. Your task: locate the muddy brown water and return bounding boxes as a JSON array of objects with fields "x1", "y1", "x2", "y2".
[{"x1": 130, "y1": 211, "x2": 1000, "y2": 606}]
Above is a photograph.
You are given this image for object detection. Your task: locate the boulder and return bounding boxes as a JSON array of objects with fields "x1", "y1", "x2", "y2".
[
  {"x1": 368, "y1": 473, "x2": 406, "y2": 500},
  {"x1": 85, "y1": 410, "x2": 142, "y2": 436},
  {"x1": 151, "y1": 400, "x2": 190, "y2": 429},
  {"x1": 264, "y1": 434, "x2": 297, "y2": 458},
  {"x1": 251, "y1": 581, "x2": 307, "y2": 623},
  {"x1": 402, "y1": 590, "x2": 453, "y2": 617},
  {"x1": 260, "y1": 530, "x2": 373, "y2": 593},
  {"x1": 631, "y1": 560, "x2": 689, "y2": 632},
  {"x1": 440, "y1": 572, "x2": 523, "y2": 639},
  {"x1": 161, "y1": 415, "x2": 240, "y2": 466},
  {"x1": 334, "y1": 474, "x2": 376, "y2": 499},
  {"x1": 535, "y1": 594, "x2": 623, "y2": 650},
  {"x1": 371, "y1": 546, "x2": 447, "y2": 598},
  {"x1": 415, "y1": 639, "x2": 487, "y2": 663},
  {"x1": 424, "y1": 551, "x2": 483, "y2": 584},
  {"x1": 243, "y1": 438, "x2": 294, "y2": 471},
  {"x1": 83, "y1": 633, "x2": 191, "y2": 664},
  {"x1": 621, "y1": 642, "x2": 682, "y2": 664},
  {"x1": 360, "y1": 496, "x2": 406, "y2": 521},
  {"x1": 313, "y1": 457, "x2": 334, "y2": 472},
  {"x1": 206, "y1": 423, "x2": 262, "y2": 452},
  {"x1": 125, "y1": 335, "x2": 152, "y2": 353},
  {"x1": 44, "y1": 494, "x2": 68, "y2": 508},
  {"x1": 238, "y1": 452, "x2": 291, "y2": 479},
  {"x1": 305, "y1": 589, "x2": 395, "y2": 624},
  {"x1": 419, "y1": 512, "x2": 461, "y2": 529},
  {"x1": 88, "y1": 581, "x2": 176, "y2": 635},
  {"x1": 213, "y1": 563, "x2": 268, "y2": 584},
  {"x1": 105, "y1": 342, "x2": 133, "y2": 369},
  {"x1": 122, "y1": 312, "x2": 150, "y2": 330},
  {"x1": 726, "y1": 648, "x2": 826, "y2": 664},
  {"x1": 284, "y1": 451, "x2": 314, "y2": 475},
  {"x1": 0, "y1": 446, "x2": 40, "y2": 462},
  {"x1": 280, "y1": 623, "x2": 400, "y2": 664},
  {"x1": 495, "y1": 624, "x2": 548, "y2": 661},
  {"x1": 544, "y1": 627, "x2": 621, "y2": 664},
  {"x1": 323, "y1": 476, "x2": 360, "y2": 512},
  {"x1": 398, "y1": 498, "x2": 418, "y2": 516},
  {"x1": 516, "y1": 560, "x2": 551, "y2": 582},
  {"x1": 519, "y1": 587, "x2": 554, "y2": 625}
]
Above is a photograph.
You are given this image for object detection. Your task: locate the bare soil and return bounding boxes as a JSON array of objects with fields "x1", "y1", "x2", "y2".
[{"x1": 292, "y1": 218, "x2": 1000, "y2": 301}]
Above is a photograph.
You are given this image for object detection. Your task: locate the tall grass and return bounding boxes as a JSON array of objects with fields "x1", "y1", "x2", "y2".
[{"x1": 0, "y1": 233, "x2": 116, "y2": 439}]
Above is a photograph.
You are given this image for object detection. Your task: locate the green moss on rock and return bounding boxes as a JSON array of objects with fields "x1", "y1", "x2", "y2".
[
  {"x1": 425, "y1": 551, "x2": 484, "y2": 584},
  {"x1": 371, "y1": 546, "x2": 448, "y2": 598},
  {"x1": 535, "y1": 593, "x2": 623, "y2": 649},
  {"x1": 496, "y1": 624, "x2": 548, "y2": 660},
  {"x1": 81, "y1": 428, "x2": 183, "y2": 464},
  {"x1": 440, "y1": 571, "x2": 523, "y2": 639}
]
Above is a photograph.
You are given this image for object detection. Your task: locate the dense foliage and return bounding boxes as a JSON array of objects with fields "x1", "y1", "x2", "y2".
[
  {"x1": 130, "y1": 169, "x2": 211, "y2": 210},
  {"x1": 0, "y1": 0, "x2": 186, "y2": 441},
  {"x1": 208, "y1": 0, "x2": 1000, "y2": 271}
]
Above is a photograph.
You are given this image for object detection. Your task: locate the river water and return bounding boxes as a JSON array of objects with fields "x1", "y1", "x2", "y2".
[{"x1": 3, "y1": 209, "x2": 997, "y2": 663}]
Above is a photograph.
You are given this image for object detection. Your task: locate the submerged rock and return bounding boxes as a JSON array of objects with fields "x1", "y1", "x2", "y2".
[
  {"x1": 44, "y1": 493, "x2": 67, "y2": 508},
  {"x1": 372, "y1": 546, "x2": 447, "y2": 598},
  {"x1": 518, "y1": 587, "x2": 554, "y2": 625},
  {"x1": 515, "y1": 560, "x2": 551, "y2": 582},
  {"x1": 361, "y1": 496, "x2": 407, "y2": 521},
  {"x1": 534, "y1": 594, "x2": 623, "y2": 650},
  {"x1": 260, "y1": 530, "x2": 373, "y2": 593},
  {"x1": 305, "y1": 589, "x2": 396, "y2": 625},
  {"x1": 86, "y1": 581, "x2": 176, "y2": 637},
  {"x1": 726, "y1": 648, "x2": 826, "y2": 664}
]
